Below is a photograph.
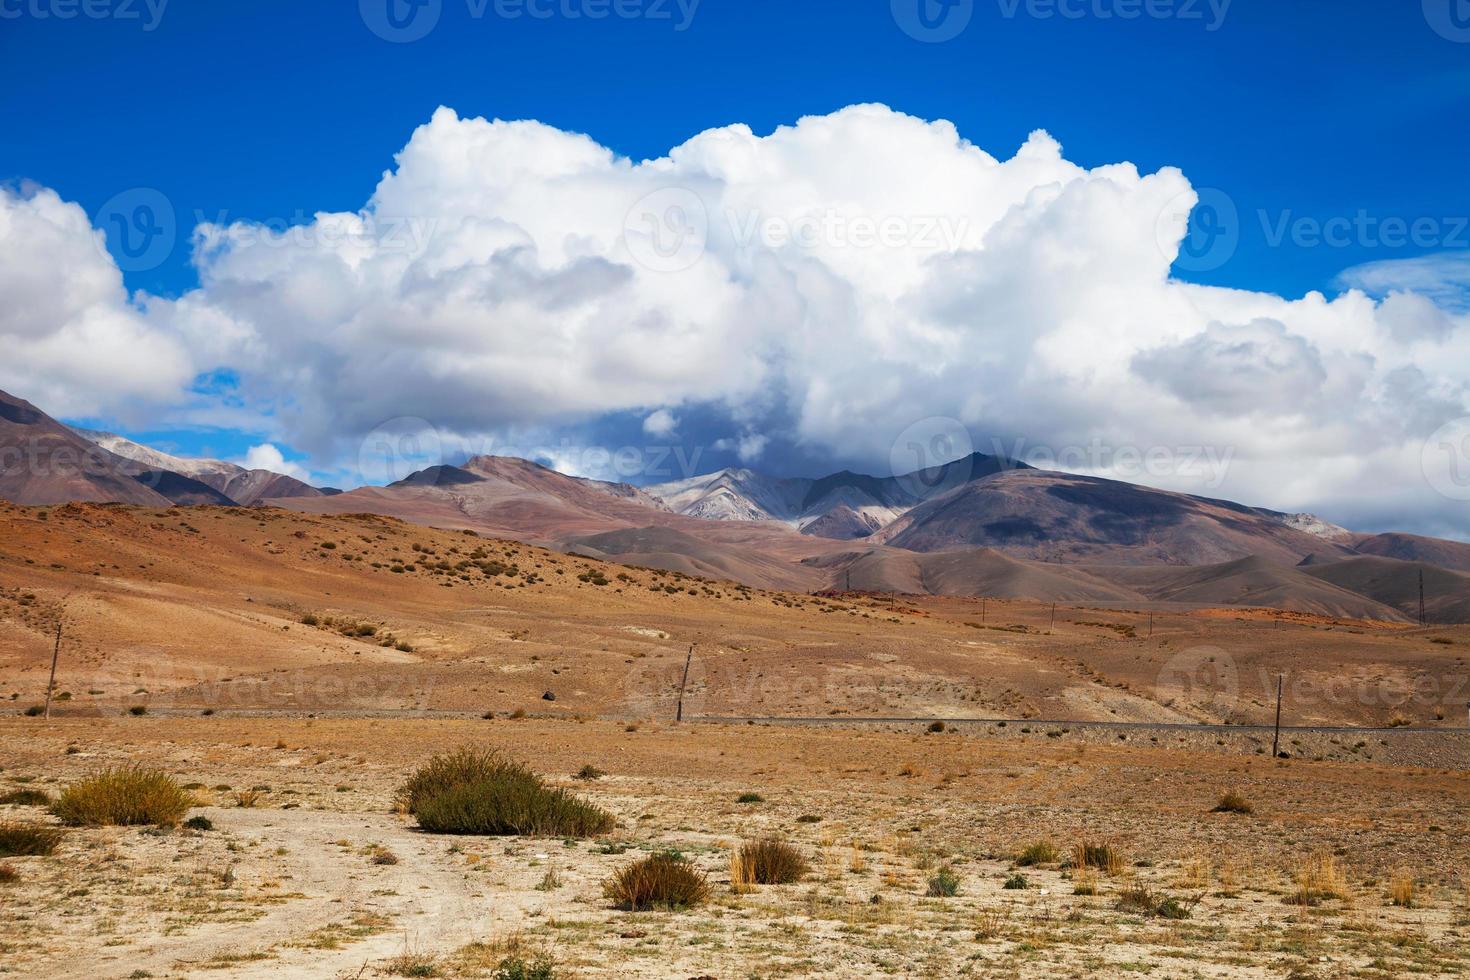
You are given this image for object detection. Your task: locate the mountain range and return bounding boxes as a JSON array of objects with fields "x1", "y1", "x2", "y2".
[{"x1": 2, "y1": 386, "x2": 1467, "y2": 622}]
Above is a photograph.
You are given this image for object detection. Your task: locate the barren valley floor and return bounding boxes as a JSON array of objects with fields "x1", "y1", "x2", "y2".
[{"x1": 1, "y1": 502, "x2": 1468, "y2": 977}]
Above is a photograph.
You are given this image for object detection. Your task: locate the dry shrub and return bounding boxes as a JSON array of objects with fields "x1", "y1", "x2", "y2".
[
  {"x1": 1016, "y1": 840, "x2": 1058, "y2": 867},
  {"x1": 0, "y1": 822, "x2": 64, "y2": 857},
  {"x1": 1073, "y1": 840, "x2": 1126, "y2": 876},
  {"x1": 1117, "y1": 883, "x2": 1194, "y2": 919},
  {"x1": 738, "y1": 839, "x2": 810, "y2": 885},
  {"x1": 50, "y1": 768, "x2": 191, "y2": 827},
  {"x1": 233, "y1": 789, "x2": 264, "y2": 808},
  {"x1": 1290, "y1": 851, "x2": 1349, "y2": 906},
  {"x1": 0, "y1": 789, "x2": 50, "y2": 807},
  {"x1": 603, "y1": 853, "x2": 710, "y2": 911},
  {"x1": 1211, "y1": 791, "x2": 1253, "y2": 815},
  {"x1": 974, "y1": 905, "x2": 1011, "y2": 940},
  {"x1": 0, "y1": 863, "x2": 18, "y2": 884},
  {"x1": 400, "y1": 748, "x2": 613, "y2": 837}
]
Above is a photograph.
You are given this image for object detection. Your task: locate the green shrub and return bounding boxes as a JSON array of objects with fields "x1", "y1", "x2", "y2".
[
  {"x1": 50, "y1": 768, "x2": 192, "y2": 827},
  {"x1": 738, "y1": 839, "x2": 810, "y2": 885},
  {"x1": 127, "y1": 705, "x2": 148, "y2": 716},
  {"x1": 492, "y1": 954, "x2": 556, "y2": 980},
  {"x1": 0, "y1": 789, "x2": 50, "y2": 807},
  {"x1": 22, "y1": 705, "x2": 43, "y2": 717},
  {"x1": 736, "y1": 792, "x2": 763, "y2": 804},
  {"x1": 1003, "y1": 873, "x2": 1029, "y2": 890},
  {"x1": 926, "y1": 866, "x2": 961, "y2": 897},
  {"x1": 573, "y1": 764, "x2": 604, "y2": 781},
  {"x1": 927, "y1": 721, "x2": 946, "y2": 733},
  {"x1": 399, "y1": 749, "x2": 613, "y2": 837},
  {"x1": 184, "y1": 815, "x2": 213, "y2": 831},
  {"x1": 0, "y1": 821, "x2": 64, "y2": 856},
  {"x1": 603, "y1": 853, "x2": 710, "y2": 911}
]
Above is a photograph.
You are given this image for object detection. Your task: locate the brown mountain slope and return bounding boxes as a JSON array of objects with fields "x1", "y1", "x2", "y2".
[
  {"x1": 880, "y1": 469, "x2": 1354, "y2": 566},
  {"x1": 1088, "y1": 555, "x2": 1410, "y2": 622},
  {"x1": 1349, "y1": 532, "x2": 1470, "y2": 573},
  {"x1": 804, "y1": 547, "x2": 1144, "y2": 601},
  {"x1": 0, "y1": 390, "x2": 171, "y2": 506},
  {"x1": 1301, "y1": 555, "x2": 1470, "y2": 623}
]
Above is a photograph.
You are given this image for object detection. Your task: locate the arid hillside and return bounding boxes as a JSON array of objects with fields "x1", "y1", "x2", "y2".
[{"x1": 0, "y1": 500, "x2": 1465, "y2": 730}]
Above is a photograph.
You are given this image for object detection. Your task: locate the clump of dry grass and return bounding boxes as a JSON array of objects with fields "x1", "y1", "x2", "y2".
[
  {"x1": 1389, "y1": 872, "x2": 1417, "y2": 908},
  {"x1": 1211, "y1": 791, "x2": 1253, "y2": 815},
  {"x1": 729, "y1": 849, "x2": 757, "y2": 895},
  {"x1": 233, "y1": 789, "x2": 264, "y2": 808},
  {"x1": 737, "y1": 839, "x2": 810, "y2": 885},
  {"x1": 1117, "y1": 883, "x2": 1195, "y2": 919},
  {"x1": 1290, "y1": 851, "x2": 1349, "y2": 906},
  {"x1": 1072, "y1": 864, "x2": 1099, "y2": 895},
  {"x1": 50, "y1": 768, "x2": 191, "y2": 827},
  {"x1": 1073, "y1": 840, "x2": 1127, "y2": 876},
  {"x1": 0, "y1": 822, "x2": 64, "y2": 857},
  {"x1": 396, "y1": 746, "x2": 613, "y2": 838},
  {"x1": 1016, "y1": 840, "x2": 1058, "y2": 867},
  {"x1": 603, "y1": 852, "x2": 710, "y2": 911},
  {"x1": 383, "y1": 947, "x2": 441, "y2": 977},
  {"x1": 0, "y1": 863, "x2": 18, "y2": 884}
]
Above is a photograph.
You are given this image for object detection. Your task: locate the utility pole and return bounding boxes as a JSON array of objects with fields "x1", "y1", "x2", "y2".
[
  {"x1": 1419, "y1": 569, "x2": 1427, "y2": 628},
  {"x1": 1271, "y1": 674, "x2": 1283, "y2": 758},
  {"x1": 981, "y1": 598, "x2": 986, "y2": 624},
  {"x1": 1148, "y1": 612, "x2": 1153, "y2": 638},
  {"x1": 42, "y1": 592, "x2": 72, "y2": 721},
  {"x1": 675, "y1": 643, "x2": 694, "y2": 723},
  {"x1": 1050, "y1": 603, "x2": 1056, "y2": 627}
]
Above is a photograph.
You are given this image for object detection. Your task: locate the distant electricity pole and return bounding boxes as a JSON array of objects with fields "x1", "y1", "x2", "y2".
[
  {"x1": 1271, "y1": 674, "x2": 1284, "y2": 757},
  {"x1": 1419, "y1": 569, "x2": 1427, "y2": 628},
  {"x1": 675, "y1": 643, "x2": 695, "y2": 723},
  {"x1": 43, "y1": 592, "x2": 73, "y2": 720}
]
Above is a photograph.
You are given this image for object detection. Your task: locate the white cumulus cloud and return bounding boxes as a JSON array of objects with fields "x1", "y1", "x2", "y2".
[{"x1": 4, "y1": 104, "x2": 1470, "y2": 536}]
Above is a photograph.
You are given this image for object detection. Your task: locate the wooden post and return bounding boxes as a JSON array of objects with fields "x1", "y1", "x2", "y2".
[
  {"x1": 675, "y1": 643, "x2": 694, "y2": 723},
  {"x1": 1148, "y1": 612, "x2": 1153, "y2": 638},
  {"x1": 1271, "y1": 674, "x2": 1283, "y2": 757},
  {"x1": 42, "y1": 593, "x2": 72, "y2": 721},
  {"x1": 1050, "y1": 603, "x2": 1056, "y2": 627},
  {"x1": 43, "y1": 616, "x2": 63, "y2": 720}
]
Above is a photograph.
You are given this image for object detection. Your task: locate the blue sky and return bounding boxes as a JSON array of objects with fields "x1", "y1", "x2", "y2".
[
  {"x1": 2, "y1": 1, "x2": 1470, "y2": 534},
  {"x1": 2, "y1": 1, "x2": 1465, "y2": 304}
]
